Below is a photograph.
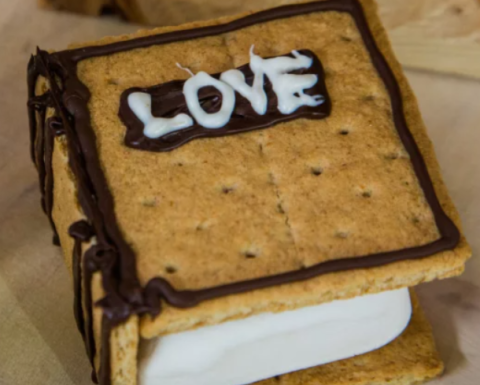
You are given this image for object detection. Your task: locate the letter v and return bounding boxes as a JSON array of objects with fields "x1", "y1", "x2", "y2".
[{"x1": 220, "y1": 46, "x2": 268, "y2": 115}]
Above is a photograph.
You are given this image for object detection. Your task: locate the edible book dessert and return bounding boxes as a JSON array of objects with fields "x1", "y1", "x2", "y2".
[
  {"x1": 40, "y1": 0, "x2": 315, "y2": 25},
  {"x1": 27, "y1": 1, "x2": 471, "y2": 385}
]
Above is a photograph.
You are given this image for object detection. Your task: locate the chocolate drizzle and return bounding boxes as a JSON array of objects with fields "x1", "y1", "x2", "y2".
[
  {"x1": 26, "y1": 72, "x2": 61, "y2": 245},
  {"x1": 119, "y1": 50, "x2": 331, "y2": 152},
  {"x1": 69, "y1": 220, "x2": 98, "y2": 381},
  {"x1": 28, "y1": 49, "x2": 143, "y2": 385},
  {"x1": 27, "y1": 1, "x2": 460, "y2": 384},
  {"x1": 69, "y1": 221, "x2": 94, "y2": 339}
]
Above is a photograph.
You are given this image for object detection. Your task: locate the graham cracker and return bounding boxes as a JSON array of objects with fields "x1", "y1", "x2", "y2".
[
  {"x1": 254, "y1": 291, "x2": 444, "y2": 385},
  {"x1": 38, "y1": 0, "x2": 326, "y2": 25},
  {"x1": 117, "y1": 0, "x2": 299, "y2": 25}
]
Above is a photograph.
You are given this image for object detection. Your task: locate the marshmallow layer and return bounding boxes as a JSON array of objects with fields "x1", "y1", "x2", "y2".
[{"x1": 139, "y1": 288, "x2": 412, "y2": 385}]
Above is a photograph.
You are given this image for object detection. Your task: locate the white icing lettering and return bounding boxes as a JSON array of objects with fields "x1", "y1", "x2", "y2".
[
  {"x1": 128, "y1": 92, "x2": 193, "y2": 139},
  {"x1": 128, "y1": 46, "x2": 326, "y2": 138},
  {"x1": 250, "y1": 47, "x2": 325, "y2": 115},
  {"x1": 183, "y1": 71, "x2": 236, "y2": 129},
  {"x1": 220, "y1": 46, "x2": 268, "y2": 115}
]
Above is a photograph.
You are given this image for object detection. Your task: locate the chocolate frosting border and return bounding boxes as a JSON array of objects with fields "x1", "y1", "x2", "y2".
[{"x1": 27, "y1": 1, "x2": 460, "y2": 384}]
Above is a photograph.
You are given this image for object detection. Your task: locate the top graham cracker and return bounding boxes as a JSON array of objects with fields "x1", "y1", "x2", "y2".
[{"x1": 47, "y1": 0, "x2": 470, "y2": 338}]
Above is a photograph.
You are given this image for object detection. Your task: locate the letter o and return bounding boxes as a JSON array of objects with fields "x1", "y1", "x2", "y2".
[{"x1": 183, "y1": 72, "x2": 235, "y2": 129}]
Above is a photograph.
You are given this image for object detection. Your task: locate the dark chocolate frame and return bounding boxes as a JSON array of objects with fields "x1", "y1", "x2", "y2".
[{"x1": 27, "y1": 1, "x2": 460, "y2": 384}]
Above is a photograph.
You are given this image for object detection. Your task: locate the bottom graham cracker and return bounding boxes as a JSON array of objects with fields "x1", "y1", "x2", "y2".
[{"x1": 254, "y1": 291, "x2": 443, "y2": 385}]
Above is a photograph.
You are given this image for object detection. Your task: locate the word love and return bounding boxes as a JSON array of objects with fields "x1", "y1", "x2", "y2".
[{"x1": 127, "y1": 46, "x2": 326, "y2": 140}]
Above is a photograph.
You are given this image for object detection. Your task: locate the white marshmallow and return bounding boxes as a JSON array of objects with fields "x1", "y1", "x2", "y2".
[{"x1": 139, "y1": 288, "x2": 411, "y2": 385}]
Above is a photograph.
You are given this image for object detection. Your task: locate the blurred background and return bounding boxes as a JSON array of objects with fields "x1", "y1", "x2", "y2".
[{"x1": 0, "y1": 1, "x2": 479, "y2": 384}]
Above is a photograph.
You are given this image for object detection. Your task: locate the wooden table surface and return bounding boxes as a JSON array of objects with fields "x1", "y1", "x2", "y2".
[{"x1": 0, "y1": 1, "x2": 479, "y2": 385}]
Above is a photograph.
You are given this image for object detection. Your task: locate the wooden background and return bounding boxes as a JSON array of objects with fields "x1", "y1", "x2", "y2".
[
  {"x1": 0, "y1": 1, "x2": 479, "y2": 384},
  {"x1": 378, "y1": 0, "x2": 480, "y2": 79}
]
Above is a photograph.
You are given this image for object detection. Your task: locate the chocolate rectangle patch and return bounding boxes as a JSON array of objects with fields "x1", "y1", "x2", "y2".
[{"x1": 119, "y1": 49, "x2": 331, "y2": 152}]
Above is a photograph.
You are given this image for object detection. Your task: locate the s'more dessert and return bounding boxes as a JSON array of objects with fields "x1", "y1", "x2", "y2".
[
  {"x1": 27, "y1": 1, "x2": 471, "y2": 385},
  {"x1": 40, "y1": 0, "x2": 298, "y2": 25}
]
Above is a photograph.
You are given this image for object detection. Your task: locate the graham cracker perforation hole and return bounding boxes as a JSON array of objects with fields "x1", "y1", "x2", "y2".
[
  {"x1": 222, "y1": 185, "x2": 237, "y2": 194},
  {"x1": 311, "y1": 166, "x2": 323, "y2": 176},
  {"x1": 336, "y1": 231, "x2": 349, "y2": 239},
  {"x1": 107, "y1": 78, "x2": 120, "y2": 86},
  {"x1": 165, "y1": 265, "x2": 177, "y2": 274},
  {"x1": 243, "y1": 249, "x2": 260, "y2": 259},
  {"x1": 196, "y1": 221, "x2": 210, "y2": 231},
  {"x1": 385, "y1": 152, "x2": 400, "y2": 160},
  {"x1": 340, "y1": 36, "x2": 353, "y2": 42},
  {"x1": 141, "y1": 197, "x2": 158, "y2": 207},
  {"x1": 363, "y1": 95, "x2": 376, "y2": 102},
  {"x1": 361, "y1": 190, "x2": 372, "y2": 198},
  {"x1": 339, "y1": 128, "x2": 350, "y2": 136}
]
